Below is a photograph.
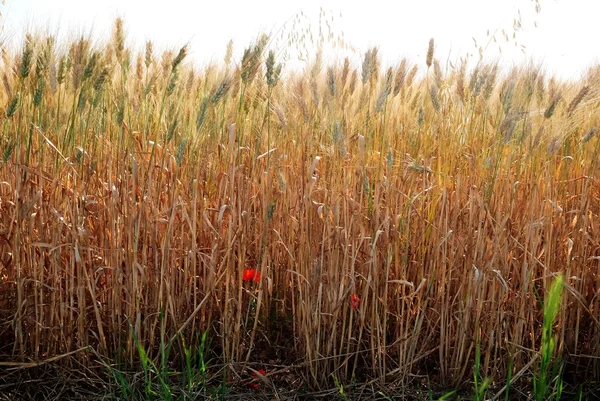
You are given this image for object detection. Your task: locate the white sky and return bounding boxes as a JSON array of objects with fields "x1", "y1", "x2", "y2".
[{"x1": 2, "y1": 0, "x2": 599, "y2": 80}]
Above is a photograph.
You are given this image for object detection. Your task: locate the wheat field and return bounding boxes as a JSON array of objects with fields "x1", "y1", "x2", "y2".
[{"x1": 0, "y1": 18, "x2": 599, "y2": 399}]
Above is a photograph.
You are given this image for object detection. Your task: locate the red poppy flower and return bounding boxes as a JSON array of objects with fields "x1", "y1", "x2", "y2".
[
  {"x1": 250, "y1": 368, "x2": 266, "y2": 389},
  {"x1": 350, "y1": 293, "x2": 361, "y2": 310},
  {"x1": 243, "y1": 268, "x2": 260, "y2": 282}
]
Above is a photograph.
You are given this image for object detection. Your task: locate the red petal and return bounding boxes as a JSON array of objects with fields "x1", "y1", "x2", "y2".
[
  {"x1": 243, "y1": 269, "x2": 260, "y2": 282},
  {"x1": 350, "y1": 293, "x2": 361, "y2": 309}
]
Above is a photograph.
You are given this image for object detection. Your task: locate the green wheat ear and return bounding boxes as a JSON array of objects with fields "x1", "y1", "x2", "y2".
[
  {"x1": 20, "y1": 36, "x2": 34, "y2": 79},
  {"x1": 544, "y1": 93, "x2": 561, "y2": 118},
  {"x1": 5, "y1": 93, "x2": 19, "y2": 118},
  {"x1": 171, "y1": 45, "x2": 187, "y2": 72},
  {"x1": 534, "y1": 273, "x2": 564, "y2": 401},
  {"x1": 542, "y1": 274, "x2": 563, "y2": 347},
  {"x1": 2, "y1": 139, "x2": 15, "y2": 163}
]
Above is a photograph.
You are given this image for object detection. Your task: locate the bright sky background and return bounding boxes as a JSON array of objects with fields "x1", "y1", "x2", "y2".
[{"x1": 2, "y1": 0, "x2": 599, "y2": 80}]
